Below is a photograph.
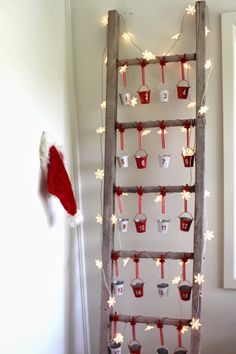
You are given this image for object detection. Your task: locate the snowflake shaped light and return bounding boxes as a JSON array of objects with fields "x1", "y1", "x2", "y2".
[
  {"x1": 155, "y1": 258, "x2": 161, "y2": 267},
  {"x1": 111, "y1": 214, "x2": 118, "y2": 224},
  {"x1": 142, "y1": 50, "x2": 156, "y2": 61},
  {"x1": 199, "y1": 105, "x2": 209, "y2": 115},
  {"x1": 171, "y1": 33, "x2": 180, "y2": 40},
  {"x1": 154, "y1": 195, "x2": 162, "y2": 203},
  {"x1": 184, "y1": 63, "x2": 191, "y2": 70},
  {"x1": 205, "y1": 190, "x2": 211, "y2": 198},
  {"x1": 107, "y1": 296, "x2": 116, "y2": 307},
  {"x1": 104, "y1": 56, "x2": 107, "y2": 64},
  {"x1": 101, "y1": 16, "x2": 108, "y2": 26},
  {"x1": 181, "y1": 190, "x2": 191, "y2": 200},
  {"x1": 96, "y1": 126, "x2": 105, "y2": 134},
  {"x1": 123, "y1": 257, "x2": 130, "y2": 267},
  {"x1": 179, "y1": 259, "x2": 189, "y2": 266},
  {"x1": 96, "y1": 214, "x2": 103, "y2": 224},
  {"x1": 187, "y1": 101, "x2": 196, "y2": 108},
  {"x1": 142, "y1": 129, "x2": 151, "y2": 136},
  {"x1": 95, "y1": 259, "x2": 103, "y2": 269},
  {"x1": 205, "y1": 26, "x2": 211, "y2": 37},
  {"x1": 95, "y1": 169, "x2": 104, "y2": 180},
  {"x1": 204, "y1": 230, "x2": 215, "y2": 241},
  {"x1": 186, "y1": 5, "x2": 196, "y2": 15},
  {"x1": 181, "y1": 326, "x2": 189, "y2": 334},
  {"x1": 114, "y1": 332, "x2": 124, "y2": 344},
  {"x1": 144, "y1": 325, "x2": 155, "y2": 331},
  {"x1": 122, "y1": 192, "x2": 129, "y2": 196},
  {"x1": 100, "y1": 101, "x2": 106, "y2": 110},
  {"x1": 157, "y1": 129, "x2": 168, "y2": 135},
  {"x1": 194, "y1": 273, "x2": 205, "y2": 285},
  {"x1": 204, "y1": 59, "x2": 213, "y2": 70},
  {"x1": 130, "y1": 96, "x2": 138, "y2": 107},
  {"x1": 190, "y1": 318, "x2": 201, "y2": 330},
  {"x1": 122, "y1": 32, "x2": 133, "y2": 41},
  {"x1": 172, "y1": 276, "x2": 181, "y2": 285},
  {"x1": 119, "y1": 64, "x2": 128, "y2": 74}
]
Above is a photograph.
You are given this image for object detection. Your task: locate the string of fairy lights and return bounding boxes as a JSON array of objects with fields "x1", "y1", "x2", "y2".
[{"x1": 94, "y1": 3, "x2": 214, "y2": 347}]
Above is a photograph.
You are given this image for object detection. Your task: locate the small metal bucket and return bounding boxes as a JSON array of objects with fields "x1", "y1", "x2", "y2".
[
  {"x1": 118, "y1": 218, "x2": 129, "y2": 233},
  {"x1": 157, "y1": 219, "x2": 170, "y2": 234},
  {"x1": 134, "y1": 149, "x2": 148, "y2": 169},
  {"x1": 174, "y1": 347, "x2": 188, "y2": 354},
  {"x1": 157, "y1": 282, "x2": 169, "y2": 297},
  {"x1": 113, "y1": 280, "x2": 124, "y2": 296},
  {"x1": 177, "y1": 80, "x2": 190, "y2": 99},
  {"x1": 178, "y1": 280, "x2": 192, "y2": 301},
  {"x1": 159, "y1": 88, "x2": 169, "y2": 103},
  {"x1": 156, "y1": 346, "x2": 169, "y2": 354},
  {"x1": 158, "y1": 154, "x2": 171, "y2": 168},
  {"x1": 119, "y1": 92, "x2": 131, "y2": 105},
  {"x1": 117, "y1": 154, "x2": 129, "y2": 168},
  {"x1": 134, "y1": 213, "x2": 147, "y2": 233},
  {"x1": 179, "y1": 212, "x2": 193, "y2": 232},
  {"x1": 128, "y1": 340, "x2": 142, "y2": 354},
  {"x1": 130, "y1": 278, "x2": 144, "y2": 298},
  {"x1": 109, "y1": 341, "x2": 122, "y2": 354},
  {"x1": 138, "y1": 85, "x2": 151, "y2": 104},
  {"x1": 182, "y1": 154, "x2": 194, "y2": 168}
]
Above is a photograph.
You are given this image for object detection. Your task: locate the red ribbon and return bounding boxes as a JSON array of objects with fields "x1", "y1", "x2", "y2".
[
  {"x1": 160, "y1": 187, "x2": 166, "y2": 214},
  {"x1": 112, "y1": 251, "x2": 119, "y2": 277},
  {"x1": 118, "y1": 123, "x2": 125, "y2": 150},
  {"x1": 137, "y1": 186, "x2": 144, "y2": 214},
  {"x1": 130, "y1": 317, "x2": 137, "y2": 340},
  {"x1": 122, "y1": 63, "x2": 128, "y2": 87},
  {"x1": 140, "y1": 59, "x2": 147, "y2": 85},
  {"x1": 160, "y1": 255, "x2": 165, "y2": 279},
  {"x1": 160, "y1": 58, "x2": 166, "y2": 84},
  {"x1": 136, "y1": 122, "x2": 143, "y2": 150},
  {"x1": 160, "y1": 120, "x2": 166, "y2": 149},
  {"x1": 182, "y1": 255, "x2": 188, "y2": 281},
  {"x1": 177, "y1": 321, "x2": 183, "y2": 347},
  {"x1": 115, "y1": 186, "x2": 124, "y2": 213},
  {"x1": 180, "y1": 55, "x2": 187, "y2": 81},
  {"x1": 133, "y1": 256, "x2": 140, "y2": 279},
  {"x1": 112, "y1": 312, "x2": 119, "y2": 338},
  {"x1": 157, "y1": 320, "x2": 164, "y2": 346},
  {"x1": 183, "y1": 120, "x2": 191, "y2": 148},
  {"x1": 183, "y1": 184, "x2": 190, "y2": 213}
]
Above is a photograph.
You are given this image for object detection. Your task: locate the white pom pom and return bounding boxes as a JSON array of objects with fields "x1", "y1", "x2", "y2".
[{"x1": 68, "y1": 209, "x2": 84, "y2": 228}]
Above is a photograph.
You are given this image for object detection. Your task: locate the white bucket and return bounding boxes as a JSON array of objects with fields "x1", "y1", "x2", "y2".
[
  {"x1": 113, "y1": 280, "x2": 124, "y2": 296},
  {"x1": 158, "y1": 154, "x2": 171, "y2": 168},
  {"x1": 157, "y1": 219, "x2": 170, "y2": 234},
  {"x1": 109, "y1": 341, "x2": 122, "y2": 354},
  {"x1": 117, "y1": 155, "x2": 128, "y2": 168},
  {"x1": 159, "y1": 88, "x2": 169, "y2": 103},
  {"x1": 157, "y1": 282, "x2": 169, "y2": 297},
  {"x1": 119, "y1": 92, "x2": 131, "y2": 106},
  {"x1": 118, "y1": 218, "x2": 129, "y2": 232}
]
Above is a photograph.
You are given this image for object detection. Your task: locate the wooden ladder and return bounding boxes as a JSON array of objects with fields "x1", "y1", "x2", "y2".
[{"x1": 100, "y1": 2, "x2": 206, "y2": 353}]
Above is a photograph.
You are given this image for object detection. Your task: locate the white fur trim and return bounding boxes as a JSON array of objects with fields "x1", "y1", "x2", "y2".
[
  {"x1": 68, "y1": 209, "x2": 84, "y2": 228},
  {"x1": 39, "y1": 132, "x2": 63, "y2": 175}
]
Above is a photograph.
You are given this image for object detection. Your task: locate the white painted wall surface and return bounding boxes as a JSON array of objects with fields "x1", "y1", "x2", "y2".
[
  {"x1": 0, "y1": 1, "x2": 88, "y2": 354},
  {"x1": 71, "y1": 0, "x2": 236, "y2": 353}
]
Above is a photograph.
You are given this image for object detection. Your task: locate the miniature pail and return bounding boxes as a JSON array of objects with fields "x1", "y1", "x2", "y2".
[
  {"x1": 157, "y1": 219, "x2": 170, "y2": 234},
  {"x1": 128, "y1": 340, "x2": 142, "y2": 354},
  {"x1": 156, "y1": 346, "x2": 169, "y2": 354},
  {"x1": 157, "y1": 282, "x2": 169, "y2": 297},
  {"x1": 174, "y1": 347, "x2": 188, "y2": 354},
  {"x1": 177, "y1": 80, "x2": 190, "y2": 99},
  {"x1": 159, "y1": 88, "x2": 169, "y2": 103},
  {"x1": 138, "y1": 85, "x2": 151, "y2": 104},
  {"x1": 134, "y1": 213, "x2": 147, "y2": 233},
  {"x1": 134, "y1": 149, "x2": 148, "y2": 169},
  {"x1": 118, "y1": 218, "x2": 129, "y2": 233},
  {"x1": 130, "y1": 278, "x2": 144, "y2": 298},
  {"x1": 113, "y1": 280, "x2": 124, "y2": 296},
  {"x1": 109, "y1": 341, "x2": 122, "y2": 354},
  {"x1": 182, "y1": 154, "x2": 194, "y2": 168},
  {"x1": 158, "y1": 154, "x2": 171, "y2": 168},
  {"x1": 119, "y1": 92, "x2": 131, "y2": 106},
  {"x1": 117, "y1": 154, "x2": 129, "y2": 168},
  {"x1": 178, "y1": 281, "x2": 192, "y2": 301},
  {"x1": 179, "y1": 212, "x2": 193, "y2": 232}
]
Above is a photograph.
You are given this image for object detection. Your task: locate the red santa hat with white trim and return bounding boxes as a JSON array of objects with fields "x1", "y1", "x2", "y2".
[{"x1": 39, "y1": 132, "x2": 83, "y2": 227}]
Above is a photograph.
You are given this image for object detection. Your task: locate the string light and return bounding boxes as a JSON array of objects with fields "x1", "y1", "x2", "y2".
[
  {"x1": 179, "y1": 259, "x2": 189, "y2": 266},
  {"x1": 181, "y1": 326, "x2": 189, "y2": 334},
  {"x1": 154, "y1": 195, "x2": 162, "y2": 203},
  {"x1": 96, "y1": 126, "x2": 106, "y2": 134},
  {"x1": 187, "y1": 101, "x2": 196, "y2": 108},
  {"x1": 155, "y1": 258, "x2": 161, "y2": 267},
  {"x1": 205, "y1": 25, "x2": 211, "y2": 37},
  {"x1": 171, "y1": 33, "x2": 180, "y2": 40},
  {"x1": 204, "y1": 59, "x2": 213, "y2": 70},
  {"x1": 190, "y1": 318, "x2": 201, "y2": 330},
  {"x1": 123, "y1": 258, "x2": 130, "y2": 267},
  {"x1": 144, "y1": 325, "x2": 155, "y2": 331},
  {"x1": 142, "y1": 50, "x2": 156, "y2": 61},
  {"x1": 204, "y1": 190, "x2": 211, "y2": 198},
  {"x1": 182, "y1": 147, "x2": 195, "y2": 156},
  {"x1": 100, "y1": 101, "x2": 106, "y2": 110},
  {"x1": 184, "y1": 63, "x2": 191, "y2": 70},
  {"x1": 122, "y1": 192, "x2": 129, "y2": 196},
  {"x1": 114, "y1": 333, "x2": 124, "y2": 344},
  {"x1": 172, "y1": 276, "x2": 181, "y2": 284},
  {"x1": 122, "y1": 32, "x2": 133, "y2": 41},
  {"x1": 142, "y1": 129, "x2": 151, "y2": 136},
  {"x1": 204, "y1": 230, "x2": 215, "y2": 241},
  {"x1": 194, "y1": 273, "x2": 205, "y2": 285},
  {"x1": 104, "y1": 56, "x2": 107, "y2": 64},
  {"x1": 181, "y1": 190, "x2": 191, "y2": 200},
  {"x1": 119, "y1": 64, "x2": 128, "y2": 74},
  {"x1": 111, "y1": 214, "x2": 118, "y2": 224},
  {"x1": 95, "y1": 259, "x2": 103, "y2": 269},
  {"x1": 157, "y1": 129, "x2": 168, "y2": 135},
  {"x1": 186, "y1": 5, "x2": 196, "y2": 15},
  {"x1": 96, "y1": 214, "x2": 103, "y2": 224},
  {"x1": 130, "y1": 97, "x2": 138, "y2": 107},
  {"x1": 101, "y1": 16, "x2": 108, "y2": 26},
  {"x1": 107, "y1": 296, "x2": 116, "y2": 307},
  {"x1": 95, "y1": 169, "x2": 104, "y2": 180},
  {"x1": 199, "y1": 105, "x2": 209, "y2": 115}
]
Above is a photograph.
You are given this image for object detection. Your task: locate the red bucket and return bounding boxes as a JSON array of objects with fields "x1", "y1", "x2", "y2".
[
  {"x1": 134, "y1": 149, "x2": 148, "y2": 169},
  {"x1": 128, "y1": 340, "x2": 142, "y2": 354},
  {"x1": 134, "y1": 213, "x2": 147, "y2": 233},
  {"x1": 130, "y1": 278, "x2": 144, "y2": 298},
  {"x1": 179, "y1": 212, "x2": 193, "y2": 232},
  {"x1": 137, "y1": 85, "x2": 151, "y2": 104},
  {"x1": 182, "y1": 154, "x2": 194, "y2": 168},
  {"x1": 178, "y1": 281, "x2": 192, "y2": 301},
  {"x1": 177, "y1": 80, "x2": 190, "y2": 99}
]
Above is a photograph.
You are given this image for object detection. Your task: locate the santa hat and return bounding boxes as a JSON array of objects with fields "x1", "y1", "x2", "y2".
[{"x1": 39, "y1": 132, "x2": 83, "y2": 227}]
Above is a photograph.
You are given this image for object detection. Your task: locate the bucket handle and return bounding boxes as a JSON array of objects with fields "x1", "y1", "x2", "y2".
[
  {"x1": 130, "y1": 278, "x2": 144, "y2": 286},
  {"x1": 178, "y1": 211, "x2": 194, "y2": 219},
  {"x1": 134, "y1": 149, "x2": 148, "y2": 157},
  {"x1": 178, "y1": 280, "x2": 192, "y2": 288},
  {"x1": 137, "y1": 84, "x2": 150, "y2": 92},
  {"x1": 177, "y1": 79, "x2": 190, "y2": 87},
  {"x1": 133, "y1": 213, "x2": 147, "y2": 222}
]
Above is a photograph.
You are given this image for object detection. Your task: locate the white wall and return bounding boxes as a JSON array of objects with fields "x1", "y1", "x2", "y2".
[
  {"x1": 0, "y1": 1, "x2": 88, "y2": 354},
  {"x1": 71, "y1": 0, "x2": 236, "y2": 353}
]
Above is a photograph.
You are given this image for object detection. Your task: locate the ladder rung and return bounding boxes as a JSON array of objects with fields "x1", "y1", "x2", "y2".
[
  {"x1": 114, "y1": 185, "x2": 195, "y2": 194},
  {"x1": 116, "y1": 119, "x2": 196, "y2": 130},
  {"x1": 111, "y1": 314, "x2": 191, "y2": 327},
  {"x1": 113, "y1": 251, "x2": 194, "y2": 260},
  {"x1": 118, "y1": 53, "x2": 196, "y2": 67}
]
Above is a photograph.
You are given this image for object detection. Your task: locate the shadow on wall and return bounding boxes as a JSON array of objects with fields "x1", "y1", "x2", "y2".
[{"x1": 38, "y1": 170, "x2": 55, "y2": 227}]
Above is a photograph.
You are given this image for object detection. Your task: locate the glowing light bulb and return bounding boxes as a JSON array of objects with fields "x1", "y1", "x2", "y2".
[
  {"x1": 205, "y1": 26, "x2": 211, "y2": 37},
  {"x1": 205, "y1": 190, "x2": 211, "y2": 198},
  {"x1": 142, "y1": 50, "x2": 156, "y2": 61},
  {"x1": 204, "y1": 59, "x2": 213, "y2": 70},
  {"x1": 96, "y1": 214, "x2": 103, "y2": 224},
  {"x1": 181, "y1": 326, "x2": 189, "y2": 334},
  {"x1": 95, "y1": 169, "x2": 104, "y2": 180},
  {"x1": 142, "y1": 129, "x2": 151, "y2": 136},
  {"x1": 204, "y1": 230, "x2": 215, "y2": 241},
  {"x1": 194, "y1": 273, "x2": 205, "y2": 285},
  {"x1": 144, "y1": 325, "x2": 154, "y2": 331},
  {"x1": 130, "y1": 97, "x2": 138, "y2": 107},
  {"x1": 111, "y1": 214, "x2": 118, "y2": 224},
  {"x1": 100, "y1": 101, "x2": 106, "y2": 110},
  {"x1": 123, "y1": 258, "x2": 130, "y2": 266},
  {"x1": 119, "y1": 64, "x2": 128, "y2": 74},
  {"x1": 107, "y1": 296, "x2": 116, "y2": 307},
  {"x1": 171, "y1": 33, "x2": 180, "y2": 40},
  {"x1": 172, "y1": 276, "x2": 181, "y2": 284},
  {"x1": 190, "y1": 318, "x2": 201, "y2": 330},
  {"x1": 181, "y1": 190, "x2": 191, "y2": 200},
  {"x1": 122, "y1": 32, "x2": 133, "y2": 41},
  {"x1": 187, "y1": 101, "x2": 196, "y2": 108},
  {"x1": 186, "y1": 5, "x2": 196, "y2": 15},
  {"x1": 101, "y1": 16, "x2": 108, "y2": 26},
  {"x1": 199, "y1": 105, "x2": 209, "y2": 115},
  {"x1": 96, "y1": 126, "x2": 106, "y2": 134},
  {"x1": 114, "y1": 333, "x2": 124, "y2": 343},
  {"x1": 95, "y1": 259, "x2": 103, "y2": 269},
  {"x1": 154, "y1": 195, "x2": 162, "y2": 203}
]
